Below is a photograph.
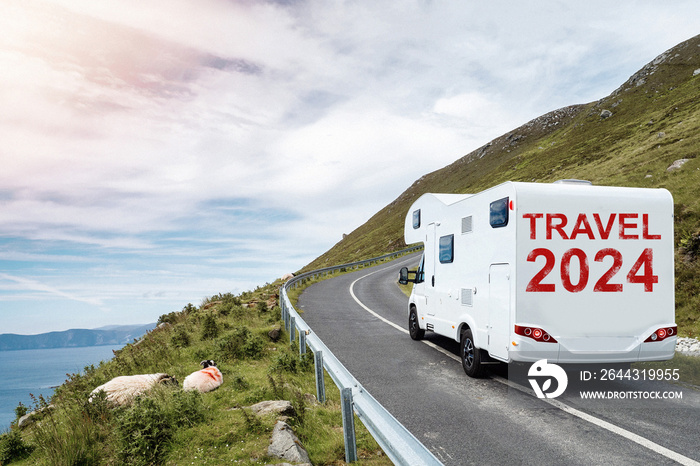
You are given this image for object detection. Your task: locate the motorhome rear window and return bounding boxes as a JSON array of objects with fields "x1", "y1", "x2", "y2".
[
  {"x1": 439, "y1": 235, "x2": 454, "y2": 263},
  {"x1": 413, "y1": 209, "x2": 421, "y2": 229},
  {"x1": 490, "y1": 197, "x2": 509, "y2": 228}
]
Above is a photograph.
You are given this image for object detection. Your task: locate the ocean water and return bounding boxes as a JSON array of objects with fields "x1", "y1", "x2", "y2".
[{"x1": 0, "y1": 345, "x2": 121, "y2": 431}]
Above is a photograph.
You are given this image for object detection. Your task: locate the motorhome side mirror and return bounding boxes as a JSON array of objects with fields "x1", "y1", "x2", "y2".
[{"x1": 399, "y1": 267, "x2": 409, "y2": 285}]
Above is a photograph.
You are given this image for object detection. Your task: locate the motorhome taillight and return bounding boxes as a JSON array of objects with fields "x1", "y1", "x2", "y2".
[
  {"x1": 644, "y1": 326, "x2": 677, "y2": 342},
  {"x1": 514, "y1": 325, "x2": 558, "y2": 343}
]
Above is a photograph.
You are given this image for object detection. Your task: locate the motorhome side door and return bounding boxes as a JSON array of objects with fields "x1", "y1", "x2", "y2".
[
  {"x1": 424, "y1": 223, "x2": 437, "y2": 316},
  {"x1": 488, "y1": 263, "x2": 511, "y2": 361}
]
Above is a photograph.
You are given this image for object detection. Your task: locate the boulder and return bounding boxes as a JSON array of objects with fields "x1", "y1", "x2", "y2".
[
  {"x1": 17, "y1": 404, "x2": 54, "y2": 429},
  {"x1": 251, "y1": 400, "x2": 295, "y2": 417},
  {"x1": 267, "y1": 421, "x2": 310, "y2": 464},
  {"x1": 268, "y1": 327, "x2": 282, "y2": 342},
  {"x1": 667, "y1": 158, "x2": 690, "y2": 171},
  {"x1": 17, "y1": 412, "x2": 35, "y2": 429}
]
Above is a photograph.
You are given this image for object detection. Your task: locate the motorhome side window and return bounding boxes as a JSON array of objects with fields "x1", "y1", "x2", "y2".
[
  {"x1": 417, "y1": 254, "x2": 425, "y2": 282},
  {"x1": 490, "y1": 197, "x2": 509, "y2": 228},
  {"x1": 439, "y1": 235, "x2": 454, "y2": 263},
  {"x1": 413, "y1": 209, "x2": 421, "y2": 229}
]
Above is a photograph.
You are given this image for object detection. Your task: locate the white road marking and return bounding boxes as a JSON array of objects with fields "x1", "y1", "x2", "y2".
[{"x1": 349, "y1": 265, "x2": 700, "y2": 466}]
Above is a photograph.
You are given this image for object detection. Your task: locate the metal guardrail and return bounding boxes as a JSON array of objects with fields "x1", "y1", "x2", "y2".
[
  {"x1": 283, "y1": 246, "x2": 423, "y2": 290},
  {"x1": 279, "y1": 246, "x2": 442, "y2": 466}
]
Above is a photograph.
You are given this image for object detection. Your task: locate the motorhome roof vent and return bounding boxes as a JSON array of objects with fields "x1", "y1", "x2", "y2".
[{"x1": 553, "y1": 179, "x2": 593, "y2": 185}]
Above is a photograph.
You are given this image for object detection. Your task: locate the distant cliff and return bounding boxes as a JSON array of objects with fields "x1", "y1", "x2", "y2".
[{"x1": 0, "y1": 323, "x2": 156, "y2": 351}]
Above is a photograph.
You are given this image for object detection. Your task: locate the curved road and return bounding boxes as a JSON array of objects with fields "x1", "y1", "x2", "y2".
[{"x1": 297, "y1": 252, "x2": 700, "y2": 465}]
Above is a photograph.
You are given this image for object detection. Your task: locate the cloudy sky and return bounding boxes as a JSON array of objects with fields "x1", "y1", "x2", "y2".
[{"x1": 1, "y1": 0, "x2": 699, "y2": 335}]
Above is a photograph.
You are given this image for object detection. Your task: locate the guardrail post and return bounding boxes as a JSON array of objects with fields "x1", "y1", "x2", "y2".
[
  {"x1": 281, "y1": 300, "x2": 287, "y2": 329},
  {"x1": 289, "y1": 316, "x2": 296, "y2": 344},
  {"x1": 314, "y1": 351, "x2": 325, "y2": 403},
  {"x1": 299, "y1": 329, "x2": 307, "y2": 355},
  {"x1": 341, "y1": 387, "x2": 358, "y2": 463}
]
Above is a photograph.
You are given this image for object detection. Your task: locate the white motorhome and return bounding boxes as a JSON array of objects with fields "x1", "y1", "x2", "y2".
[{"x1": 399, "y1": 180, "x2": 676, "y2": 377}]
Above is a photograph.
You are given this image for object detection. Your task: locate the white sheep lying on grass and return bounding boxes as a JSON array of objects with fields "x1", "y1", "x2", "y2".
[
  {"x1": 183, "y1": 360, "x2": 223, "y2": 393},
  {"x1": 89, "y1": 373, "x2": 178, "y2": 406}
]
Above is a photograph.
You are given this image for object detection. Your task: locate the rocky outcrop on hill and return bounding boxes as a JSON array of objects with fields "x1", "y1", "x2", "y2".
[
  {"x1": 612, "y1": 33, "x2": 700, "y2": 97},
  {"x1": 463, "y1": 104, "x2": 585, "y2": 163}
]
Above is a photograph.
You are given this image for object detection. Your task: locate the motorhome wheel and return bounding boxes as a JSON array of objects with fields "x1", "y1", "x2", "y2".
[
  {"x1": 460, "y1": 328, "x2": 485, "y2": 378},
  {"x1": 409, "y1": 307, "x2": 424, "y2": 340}
]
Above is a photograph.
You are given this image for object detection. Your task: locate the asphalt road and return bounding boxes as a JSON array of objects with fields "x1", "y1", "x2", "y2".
[{"x1": 297, "y1": 252, "x2": 700, "y2": 466}]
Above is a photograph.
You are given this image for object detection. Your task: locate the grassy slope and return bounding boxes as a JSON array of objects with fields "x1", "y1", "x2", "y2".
[
  {"x1": 1, "y1": 286, "x2": 389, "y2": 465},
  {"x1": 305, "y1": 34, "x2": 700, "y2": 337}
]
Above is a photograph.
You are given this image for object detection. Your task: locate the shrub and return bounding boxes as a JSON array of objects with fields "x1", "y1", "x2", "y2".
[
  {"x1": 170, "y1": 326, "x2": 191, "y2": 348},
  {"x1": 0, "y1": 429, "x2": 33, "y2": 464},
  {"x1": 256, "y1": 301, "x2": 268, "y2": 313},
  {"x1": 14, "y1": 403, "x2": 27, "y2": 419},
  {"x1": 290, "y1": 389, "x2": 308, "y2": 427},
  {"x1": 217, "y1": 327, "x2": 264, "y2": 361},
  {"x1": 169, "y1": 390, "x2": 206, "y2": 427},
  {"x1": 183, "y1": 303, "x2": 197, "y2": 313},
  {"x1": 267, "y1": 306, "x2": 281, "y2": 323},
  {"x1": 229, "y1": 373, "x2": 249, "y2": 390},
  {"x1": 114, "y1": 387, "x2": 207, "y2": 465},
  {"x1": 242, "y1": 334, "x2": 265, "y2": 359},
  {"x1": 680, "y1": 230, "x2": 700, "y2": 260},
  {"x1": 158, "y1": 304, "x2": 196, "y2": 326},
  {"x1": 116, "y1": 396, "x2": 172, "y2": 465},
  {"x1": 83, "y1": 389, "x2": 113, "y2": 425},
  {"x1": 269, "y1": 351, "x2": 300, "y2": 374},
  {"x1": 200, "y1": 314, "x2": 220, "y2": 340},
  {"x1": 204, "y1": 292, "x2": 240, "y2": 307},
  {"x1": 217, "y1": 327, "x2": 246, "y2": 360},
  {"x1": 218, "y1": 301, "x2": 246, "y2": 318},
  {"x1": 269, "y1": 343, "x2": 313, "y2": 374},
  {"x1": 157, "y1": 311, "x2": 178, "y2": 326},
  {"x1": 218, "y1": 301, "x2": 233, "y2": 316}
]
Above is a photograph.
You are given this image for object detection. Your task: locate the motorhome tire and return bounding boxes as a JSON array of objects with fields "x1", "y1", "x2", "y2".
[
  {"x1": 409, "y1": 307, "x2": 425, "y2": 340},
  {"x1": 460, "y1": 328, "x2": 485, "y2": 378}
]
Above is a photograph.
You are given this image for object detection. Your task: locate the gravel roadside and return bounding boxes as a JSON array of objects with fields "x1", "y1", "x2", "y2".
[{"x1": 676, "y1": 336, "x2": 700, "y2": 356}]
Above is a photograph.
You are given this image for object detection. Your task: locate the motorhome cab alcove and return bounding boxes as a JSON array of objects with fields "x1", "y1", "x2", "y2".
[{"x1": 399, "y1": 180, "x2": 676, "y2": 377}]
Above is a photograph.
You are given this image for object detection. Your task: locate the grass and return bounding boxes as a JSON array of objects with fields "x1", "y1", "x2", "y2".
[
  {"x1": 633, "y1": 352, "x2": 700, "y2": 386},
  {"x1": 1, "y1": 282, "x2": 392, "y2": 465},
  {"x1": 398, "y1": 281, "x2": 413, "y2": 298}
]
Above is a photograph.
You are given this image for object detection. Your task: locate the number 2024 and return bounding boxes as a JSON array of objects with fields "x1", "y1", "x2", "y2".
[{"x1": 526, "y1": 247, "x2": 658, "y2": 293}]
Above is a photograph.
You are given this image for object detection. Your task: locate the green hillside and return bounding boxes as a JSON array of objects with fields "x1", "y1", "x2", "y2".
[
  {"x1": 305, "y1": 33, "x2": 700, "y2": 337},
  {"x1": 1, "y1": 288, "x2": 389, "y2": 465}
]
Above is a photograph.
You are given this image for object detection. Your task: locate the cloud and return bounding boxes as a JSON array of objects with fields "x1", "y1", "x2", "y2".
[
  {"x1": 0, "y1": 273, "x2": 104, "y2": 307},
  {"x1": 2, "y1": 0, "x2": 700, "y2": 333}
]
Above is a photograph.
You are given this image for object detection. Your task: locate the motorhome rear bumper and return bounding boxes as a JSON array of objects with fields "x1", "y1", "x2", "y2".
[{"x1": 508, "y1": 335, "x2": 676, "y2": 363}]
